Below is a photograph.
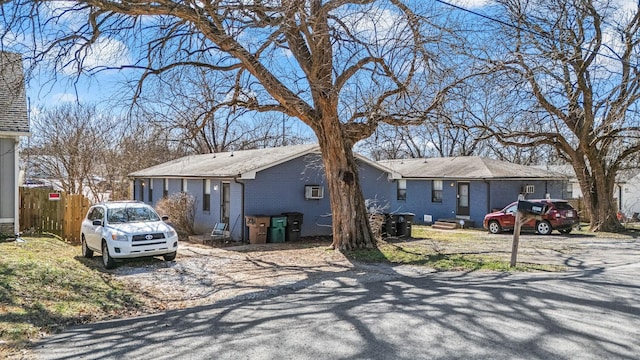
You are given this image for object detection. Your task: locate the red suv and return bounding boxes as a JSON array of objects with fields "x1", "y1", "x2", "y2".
[{"x1": 483, "y1": 199, "x2": 579, "y2": 235}]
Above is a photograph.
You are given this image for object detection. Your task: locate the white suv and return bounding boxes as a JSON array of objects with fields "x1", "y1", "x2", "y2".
[{"x1": 80, "y1": 201, "x2": 179, "y2": 269}]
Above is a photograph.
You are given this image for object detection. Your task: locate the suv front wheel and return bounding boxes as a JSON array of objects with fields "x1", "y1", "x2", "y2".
[
  {"x1": 81, "y1": 235, "x2": 93, "y2": 258},
  {"x1": 487, "y1": 220, "x2": 502, "y2": 234},
  {"x1": 163, "y1": 251, "x2": 177, "y2": 261},
  {"x1": 536, "y1": 220, "x2": 552, "y2": 235},
  {"x1": 102, "y1": 241, "x2": 117, "y2": 269}
]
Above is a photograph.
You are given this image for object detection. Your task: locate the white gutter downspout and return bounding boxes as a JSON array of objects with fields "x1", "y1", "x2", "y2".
[{"x1": 14, "y1": 137, "x2": 19, "y2": 234}]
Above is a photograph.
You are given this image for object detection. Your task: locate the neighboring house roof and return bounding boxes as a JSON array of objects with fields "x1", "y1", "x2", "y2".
[
  {"x1": 0, "y1": 51, "x2": 29, "y2": 136},
  {"x1": 129, "y1": 144, "x2": 401, "y2": 180},
  {"x1": 537, "y1": 164, "x2": 637, "y2": 184},
  {"x1": 378, "y1": 156, "x2": 568, "y2": 180}
]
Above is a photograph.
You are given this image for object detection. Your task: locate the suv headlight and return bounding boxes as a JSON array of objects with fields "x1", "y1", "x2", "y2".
[
  {"x1": 111, "y1": 232, "x2": 128, "y2": 241},
  {"x1": 165, "y1": 228, "x2": 177, "y2": 239}
]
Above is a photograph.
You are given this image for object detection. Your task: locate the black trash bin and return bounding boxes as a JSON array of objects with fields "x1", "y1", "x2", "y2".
[
  {"x1": 396, "y1": 213, "x2": 415, "y2": 238},
  {"x1": 282, "y1": 212, "x2": 303, "y2": 241},
  {"x1": 382, "y1": 213, "x2": 397, "y2": 237}
]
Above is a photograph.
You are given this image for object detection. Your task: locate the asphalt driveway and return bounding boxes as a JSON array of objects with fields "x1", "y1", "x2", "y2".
[{"x1": 34, "y1": 233, "x2": 640, "y2": 360}]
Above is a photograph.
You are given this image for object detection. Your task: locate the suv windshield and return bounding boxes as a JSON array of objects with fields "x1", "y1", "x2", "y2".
[{"x1": 107, "y1": 206, "x2": 161, "y2": 224}]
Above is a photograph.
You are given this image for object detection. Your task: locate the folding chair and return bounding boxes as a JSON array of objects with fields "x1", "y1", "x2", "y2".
[{"x1": 209, "y1": 223, "x2": 230, "y2": 243}]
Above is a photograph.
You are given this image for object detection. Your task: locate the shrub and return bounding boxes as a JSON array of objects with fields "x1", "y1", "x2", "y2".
[{"x1": 155, "y1": 192, "x2": 196, "y2": 238}]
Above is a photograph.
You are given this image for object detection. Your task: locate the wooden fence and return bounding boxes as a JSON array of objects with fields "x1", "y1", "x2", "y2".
[
  {"x1": 19, "y1": 187, "x2": 91, "y2": 243},
  {"x1": 567, "y1": 198, "x2": 590, "y2": 222}
]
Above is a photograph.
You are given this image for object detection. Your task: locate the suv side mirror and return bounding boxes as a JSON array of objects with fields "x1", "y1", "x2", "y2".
[
  {"x1": 161, "y1": 215, "x2": 169, "y2": 221},
  {"x1": 92, "y1": 219, "x2": 103, "y2": 226}
]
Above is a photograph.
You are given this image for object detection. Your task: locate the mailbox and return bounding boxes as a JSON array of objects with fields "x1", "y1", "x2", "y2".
[{"x1": 517, "y1": 200, "x2": 547, "y2": 215}]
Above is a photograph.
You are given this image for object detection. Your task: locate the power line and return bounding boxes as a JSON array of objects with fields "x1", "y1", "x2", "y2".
[{"x1": 434, "y1": 0, "x2": 637, "y2": 67}]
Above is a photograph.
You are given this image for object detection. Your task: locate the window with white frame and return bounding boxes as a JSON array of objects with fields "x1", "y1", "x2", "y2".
[
  {"x1": 566, "y1": 182, "x2": 573, "y2": 199},
  {"x1": 148, "y1": 178, "x2": 153, "y2": 202},
  {"x1": 203, "y1": 179, "x2": 211, "y2": 212},
  {"x1": 432, "y1": 180, "x2": 443, "y2": 203},
  {"x1": 397, "y1": 180, "x2": 407, "y2": 200}
]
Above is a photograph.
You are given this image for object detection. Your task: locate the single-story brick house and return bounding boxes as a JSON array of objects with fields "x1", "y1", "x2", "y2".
[
  {"x1": 0, "y1": 52, "x2": 30, "y2": 235},
  {"x1": 128, "y1": 144, "x2": 401, "y2": 240},
  {"x1": 378, "y1": 157, "x2": 570, "y2": 227}
]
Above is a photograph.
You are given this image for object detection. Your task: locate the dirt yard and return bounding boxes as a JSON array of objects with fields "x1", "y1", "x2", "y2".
[{"x1": 104, "y1": 228, "x2": 632, "y2": 312}]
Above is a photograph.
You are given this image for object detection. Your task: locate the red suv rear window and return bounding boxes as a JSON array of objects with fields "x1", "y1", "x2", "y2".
[{"x1": 550, "y1": 202, "x2": 574, "y2": 210}]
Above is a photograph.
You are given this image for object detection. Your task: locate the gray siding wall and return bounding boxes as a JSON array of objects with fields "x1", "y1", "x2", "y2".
[
  {"x1": 244, "y1": 154, "x2": 331, "y2": 237},
  {"x1": 0, "y1": 137, "x2": 15, "y2": 226},
  {"x1": 359, "y1": 160, "x2": 396, "y2": 212},
  {"x1": 135, "y1": 178, "x2": 231, "y2": 236},
  {"x1": 244, "y1": 154, "x2": 395, "y2": 238},
  {"x1": 488, "y1": 180, "x2": 567, "y2": 212},
  {"x1": 390, "y1": 179, "x2": 460, "y2": 224}
]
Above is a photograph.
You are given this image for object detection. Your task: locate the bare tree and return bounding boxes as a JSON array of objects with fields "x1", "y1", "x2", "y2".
[
  {"x1": 27, "y1": 103, "x2": 111, "y2": 199},
  {"x1": 25, "y1": 104, "x2": 183, "y2": 201},
  {"x1": 101, "y1": 119, "x2": 188, "y2": 200},
  {"x1": 358, "y1": 78, "x2": 554, "y2": 163},
  {"x1": 2, "y1": 0, "x2": 466, "y2": 250},
  {"x1": 134, "y1": 67, "x2": 310, "y2": 154},
  {"x1": 467, "y1": 0, "x2": 640, "y2": 231}
]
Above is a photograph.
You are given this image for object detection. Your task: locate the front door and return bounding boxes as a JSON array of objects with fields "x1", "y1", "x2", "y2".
[
  {"x1": 221, "y1": 182, "x2": 230, "y2": 225},
  {"x1": 457, "y1": 182, "x2": 470, "y2": 216}
]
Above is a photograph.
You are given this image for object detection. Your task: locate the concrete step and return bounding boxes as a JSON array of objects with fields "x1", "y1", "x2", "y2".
[{"x1": 432, "y1": 221, "x2": 458, "y2": 230}]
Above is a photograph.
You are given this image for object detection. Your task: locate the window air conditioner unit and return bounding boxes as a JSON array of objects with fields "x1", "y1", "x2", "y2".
[
  {"x1": 521, "y1": 184, "x2": 535, "y2": 194},
  {"x1": 305, "y1": 185, "x2": 324, "y2": 200}
]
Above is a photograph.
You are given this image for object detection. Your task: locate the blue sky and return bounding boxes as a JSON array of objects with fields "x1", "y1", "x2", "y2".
[
  {"x1": 6, "y1": 0, "x2": 637, "y2": 118},
  {"x1": 5, "y1": 0, "x2": 489, "y2": 114}
]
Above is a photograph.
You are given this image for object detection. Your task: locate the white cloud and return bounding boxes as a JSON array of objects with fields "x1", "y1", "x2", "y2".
[
  {"x1": 448, "y1": 0, "x2": 494, "y2": 9},
  {"x1": 613, "y1": 0, "x2": 637, "y2": 14},
  {"x1": 44, "y1": 1, "x2": 90, "y2": 28},
  {"x1": 342, "y1": 7, "x2": 404, "y2": 42},
  {"x1": 59, "y1": 37, "x2": 131, "y2": 75}
]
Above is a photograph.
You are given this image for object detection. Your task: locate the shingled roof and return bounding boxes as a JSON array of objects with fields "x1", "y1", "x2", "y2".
[
  {"x1": 129, "y1": 144, "x2": 401, "y2": 180},
  {"x1": 0, "y1": 51, "x2": 29, "y2": 135},
  {"x1": 378, "y1": 156, "x2": 567, "y2": 180}
]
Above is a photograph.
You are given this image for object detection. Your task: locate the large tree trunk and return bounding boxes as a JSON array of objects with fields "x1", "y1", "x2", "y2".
[
  {"x1": 573, "y1": 157, "x2": 623, "y2": 232},
  {"x1": 315, "y1": 118, "x2": 376, "y2": 251}
]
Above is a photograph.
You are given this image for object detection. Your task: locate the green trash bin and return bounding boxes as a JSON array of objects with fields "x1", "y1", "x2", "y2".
[{"x1": 268, "y1": 215, "x2": 287, "y2": 243}]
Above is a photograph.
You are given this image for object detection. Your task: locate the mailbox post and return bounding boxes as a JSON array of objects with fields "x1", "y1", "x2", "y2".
[
  {"x1": 517, "y1": 200, "x2": 547, "y2": 215},
  {"x1": 511, "y1": 200, "x2": 548, "y2": 267}
]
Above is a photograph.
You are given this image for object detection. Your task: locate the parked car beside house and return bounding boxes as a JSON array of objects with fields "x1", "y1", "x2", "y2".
[
  {"x1": 483, "y1": 199, "x2": 579, "y2": 235},
  {"x1": 80, "y1": 201, "x2": 179, "y2": 269}
]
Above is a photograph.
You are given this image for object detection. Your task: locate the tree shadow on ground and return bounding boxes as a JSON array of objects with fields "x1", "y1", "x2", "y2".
[{"x1": 33, "y1": 236, "x2": 640, "y2": 360}]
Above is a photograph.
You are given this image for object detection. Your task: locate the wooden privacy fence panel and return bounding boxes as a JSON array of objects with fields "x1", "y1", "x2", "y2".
[
  {"x1": 63, "y1": 192, "x2": 92, "y2": 243},
  {"x1": 567, "y1": 198, "x2": 589, "y2": 222},
  {"x1": 19, "y1": 187, "x2": 91, "y2": 243}
]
